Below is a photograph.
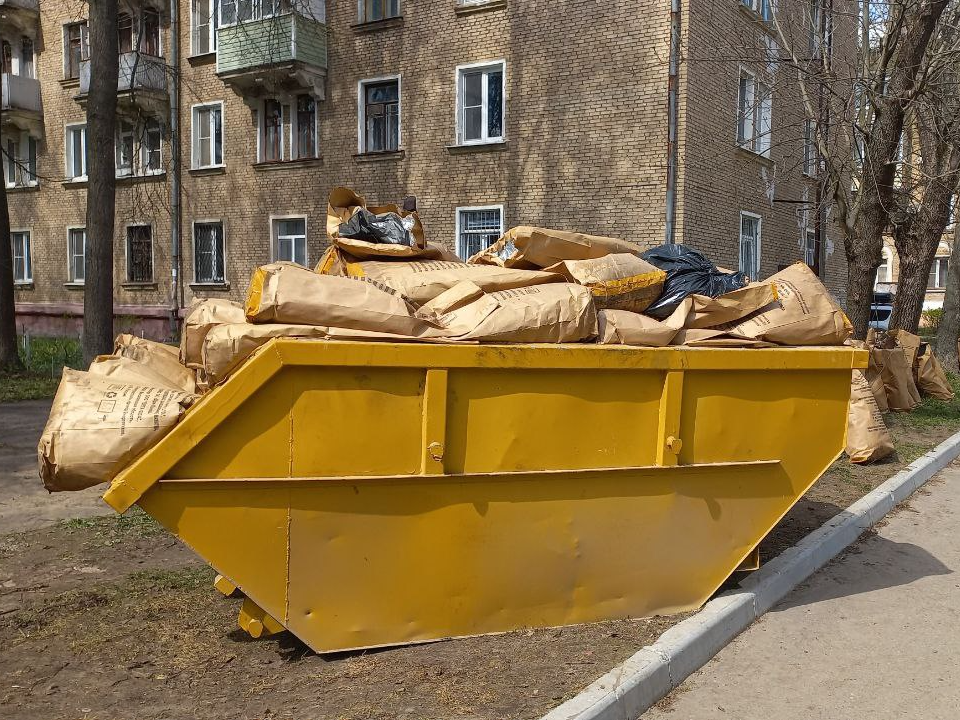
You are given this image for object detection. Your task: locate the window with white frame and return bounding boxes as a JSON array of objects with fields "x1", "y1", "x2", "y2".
[
  {"x1": 739, "y1": 212, "x2": 761, "y2": 280},
  {"x1": 804, "y1": 228, "x2": 818, "y2": 268},
  {"x1": 875, "y1": 247, "x2": 892, "y2": 288},
  {"x1": 929, "y1": 253, "x2": 949, "y2": 290},
  {"x1": 219, "y1": 0, "x2": 290, "y2": 26},
  {"x1": 258, "y1": 95, "x2": 317, "y2": 162},
  {"x1": 143, "y1": 119, "x2": 163, "y2": 172},
  {"x1": 456, "y1": 206, "x2": 503, "y2": 260},
  {"x1": 808, "y1": 1, "x2": 832, "y2": 59},
  {"x1": 4, "y1": 132, "x2": 37, "y2": 188},
  {"x1": 741, "y1": 0, "x2": 772, "y2": 21},
  {"x1": 192, "y1": 0, "x2": 218, "y2": 54},
  {"x1": 359, "y1": 0, "x2": 400, "y2": 23},
  {"x1": 296, "y1": 95, "x2": 317, "y2": 158},
  {"x1": 737, "y1": 69, "x2": 772, "y2": 157},
  {"x1": 116, "y1": 121, "x2": 136, "y2": 176},
  {"x1": 65, "y1": 124, "x2": 87, "y2": 180},
  {"x1": 360, "y1": 78, "x2": 400, "y2": 153},
  {"x1": 68, "y1": 227, "x2": 86, "y2": 283},
  {"x1": 192, "y1": 103, "x2": 223, "y2": 168},
  {"x1": 21, "y1": 37, "x2": 34, "y2": 78},
  {"x1": 803, "y1": 120, "x2": 817, "y2": 175},
  {"x1": 11, "y1": 230, "x2": 31, "y2": 284},
  {"x1": 64, "y1": 21, "x2": 89, "y2": 80},
  {"x1": 273, "y1": 217, "x2": 307, "y2": 266},
  {"x1": 116, "y1": 119, "x2": 163, "y2": 176},
  {"x1": 127, "y1": 225, "x2": 154, "y2": 283},
  {"x1": 456, "y1": 61, "x2": 504, "y2": 145},
  {"x1": 261, "y1": 99, "x2": 284, "y2": 162},
  {"x1": 194, "y1": 221, "x2": 226, "y2": 283}
]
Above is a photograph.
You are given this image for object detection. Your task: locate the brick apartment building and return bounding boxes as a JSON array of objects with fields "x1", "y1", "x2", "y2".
[{"x1": 2, "y1": 0, "x2": 853, "y2": 340}]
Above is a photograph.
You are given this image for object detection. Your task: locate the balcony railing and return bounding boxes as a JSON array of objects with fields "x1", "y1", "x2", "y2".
[
  {"x1": 216, "y1": 14, "x2": 327, "y2": 77},
  {"x1": 0, "y1": 0, "x2": 39, "y2": 10},
  {"x1": 79, "y1": 52, "x2": 168, "y2": 97},
  {"x1": 1, "y1": 73, "x2": 41, "y2": 114}
]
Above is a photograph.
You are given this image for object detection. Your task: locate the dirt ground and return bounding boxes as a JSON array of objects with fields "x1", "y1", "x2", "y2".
[{"x1": 1, "y1": 400, "x2": 955, "y2": 720}]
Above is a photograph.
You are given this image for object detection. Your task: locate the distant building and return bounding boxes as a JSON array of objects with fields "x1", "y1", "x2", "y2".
[
  {"x1": 3, "y1": 0, "x2": 854, "y2": 339},
  {"x1": 876, "y1": 234, "x2": 955, "y2": 313}
]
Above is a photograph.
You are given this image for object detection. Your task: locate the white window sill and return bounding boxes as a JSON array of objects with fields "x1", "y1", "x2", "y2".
[
  {"x1": 190, "y1": 282, "x2": 231, "y2": 290},
  {"x1": 14, "y1": 280, "x2": 34, "y2": 287},
  {"x1": 65, "y1": 176, "x2": 87, "y2": 183},
  {"x1": 455, "y1": 0, "x2": 506, "y2": 15},
  {"x1": 189, "y1": 165, "x2": 227, "y2": 176},
  {"x1": 447, "y1": 139, "x2": 508, "y2": 154},
  {"x1": 64, "y1": 282, "x2": 85, "y2": 289}
]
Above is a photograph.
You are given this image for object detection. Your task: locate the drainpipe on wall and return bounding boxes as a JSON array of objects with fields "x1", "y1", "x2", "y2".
[
  {"x1": 169, "y1": 0, "x2": 182, "y2": 339},
  {"x1": 664, "y1": 0, "x2": 682, "y2": 245}
]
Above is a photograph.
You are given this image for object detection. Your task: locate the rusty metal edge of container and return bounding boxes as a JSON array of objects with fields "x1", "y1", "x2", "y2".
[{"x1": 103, "y1": 339, "x2": 867, "y2": 513}]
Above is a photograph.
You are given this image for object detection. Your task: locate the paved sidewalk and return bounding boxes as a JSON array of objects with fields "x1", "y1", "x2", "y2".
[{"x1": 645, "y1": 466, "x2": 960, "y2": 720}]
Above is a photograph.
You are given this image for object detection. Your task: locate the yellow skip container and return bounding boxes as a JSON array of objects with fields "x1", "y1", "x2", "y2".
[{"x1": 103, "y1": 339, "x2": 865, "y2": 653}]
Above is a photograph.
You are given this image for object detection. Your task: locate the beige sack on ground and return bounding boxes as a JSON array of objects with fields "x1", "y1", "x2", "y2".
[
  {"x1": 180, "y1": 299, "x2": 246, "y2": 368},
  {"x1": 597, "y1": 298, "x2": 691, "y2": 346},
  {"x1": 846, "y1": 369, "x2": 896, "y2": 464},
  {"x1": 245, "y1": 263, "x2": 445, "y2": 338},
  {"x1": 113, "y1": 334, "x2": 196, "y2": 394},
  {"x1": 723, "y1": 263, "x2": 852, "y2": 345},
  {"x1": 873, "y1": 347, "x2": 922, "y2": 412},
  {"x1": 326, "y1": 256, "x2": 563, "y2": 305},
  {"x1": 326, "y1": 186, "x2": 436, "y2": 259},
  {"x1": 38, "y1": 368, "x2": 195, "y2": 492},
  {"x1": 916, "y1": 346, "x2": 955, "y2": 400},
  {"x1": 685, "y1": 283, "x2": 778, "y2": 329},
  {"x1": 542, "y1": 254, "x2": 666, "y2": 313},
  {"x1": 883, "y1": 329, "x2": 922, "y2": 376},
  {"x1": 469, "y1": 226, "x2": 644, "y2": 269},
  {"x1": 435, "y1": 283, "x2": 598, "y2": 343}
]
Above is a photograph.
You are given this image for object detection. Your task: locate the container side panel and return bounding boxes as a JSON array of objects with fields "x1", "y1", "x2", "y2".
[
  {"x1": 283, "y1": 461, "x2": 793, "y2": 652},
  {"x1": 287, "y1": 366, "x2": 425, "y2": 477},
  {"x1": 444, "y1": 369, "x2": 663, "y2": 474},
  {"x1": 167, "y1": 375, "x2": 293, "y2": 479}
]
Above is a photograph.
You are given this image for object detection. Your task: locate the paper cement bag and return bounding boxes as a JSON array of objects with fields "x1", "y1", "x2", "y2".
[
  {"x1": 436, "y1": 283, "x2": 598, "y2": 343},
  {"x1": 245, "y1": 263, "x2": 445, "y2": 338},
  {"x1": 316, "y1": 243, "x2": 459, "y2": 276},
  {"x1": 89, "y1": 355, "x2": 193, "y2": 392},
  {"x1": 723, "y1": 263, "x2": 852, "y2": 345},
  {"x1": 180, "y1": 299, "x2": 246, "y2": 369},
  {"x1": 113, "y1": 334, "x2": 196, "y2": 395},
  {"x1": 868, "y1": 353, "x2": 889, "y2": 412},
  {"x1": 916, "y1": 346, "x2": 954, "y2": 400},
  {"x1": 846, "y1": 369, "x2": 896, "y2": 464},
  {"x1": 328, "y1": 256, "x2": 563, "y2": 305},
  {"x1": 327, "y1": 187, "x2": 439, "y2": 259},
  {"x1": 597, "y1": 298, "x2": 691, "y2": 346},
  {"x1": 882, "y1": 329, "x2": 922, "y2": 376},
  {"x1": 671, "y1": 328, "x2": 775, "y2": 348},
  {"x1": 542, "y1": 254, "x2": 666, "y2": 313},
  {"x1": 38, "y1": 369, "x2": 195, "y2": 492},
  {"x1": 469, "y1": 226, "x2": 645, "y2": 269},
  {"x1": 873, "y1": 347, "x2": 921, "y2": 411},
  {"x1": 684, "y1": 283, "x2": 778, "y2": 329}
]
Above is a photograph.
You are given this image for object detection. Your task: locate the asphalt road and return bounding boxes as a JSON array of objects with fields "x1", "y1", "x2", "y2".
[{"x1": 644, "y1": 466, "x2": 960, "y2": 719}]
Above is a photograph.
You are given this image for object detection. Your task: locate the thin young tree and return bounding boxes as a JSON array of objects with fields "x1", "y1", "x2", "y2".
[{"x1": 83, "y1": 0, "x2": 121, "y2": 364}]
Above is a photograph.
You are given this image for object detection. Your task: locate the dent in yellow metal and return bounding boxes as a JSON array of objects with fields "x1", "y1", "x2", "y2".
[
  {"x1": 214, "y1": 574, "x2": 238, "y2": 597},
  {"x1": 238, "y1": 597, "x2": 285, "y2": 639},
  {"x1": 734, "y1": 547, "x2": 761, "y2": 572},
  {"x1": 420, "y1": 369, "x2": 449, "y2": 475},
  {"x1": 656, "y1": 370, "x2": 685, "y2": 466}
]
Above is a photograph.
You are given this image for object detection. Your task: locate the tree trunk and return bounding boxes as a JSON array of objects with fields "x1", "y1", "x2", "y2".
[
  {"x1": 891, "y1": 247, "x2": 937, "y2": 333},
  {"x1": 82, "y1": 0, "x2": 120, "y2": 366},
  {"x1": 0, "y1": 100, "x2": 24, "y2": 372},
  {"x1": 936, "y1": 226, "x2": 960, "y2": 370},
  {"x1": 845, "y1": 239, "x2": 879, "y2": 338}
]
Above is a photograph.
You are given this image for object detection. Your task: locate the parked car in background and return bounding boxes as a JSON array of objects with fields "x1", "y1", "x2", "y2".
[{"x1": 870, "y1": 289, "x2": 895, "y2": 331}]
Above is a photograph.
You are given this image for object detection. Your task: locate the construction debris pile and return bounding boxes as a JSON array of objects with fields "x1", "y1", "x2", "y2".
[
  {"x1": 845, "y1": 328, "x2": 955, "y2": 465},
  {"x1": 40, "y1": 186, "x2": 859, "y2": 493}
]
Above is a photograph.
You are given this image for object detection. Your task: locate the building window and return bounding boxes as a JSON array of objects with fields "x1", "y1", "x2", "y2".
[
  {"x1": 65, "y1": 124, "x2": 88, "y2": 180},
  {"x1": 296, "y1": 95, "x2": 317, "y2": 158},
  {"x1": 143, "y1": 119, "x2": 163, "y2": 172},
  {"x1": 262, "y1": 99, "x2": 284, "y2": 162},
  {"x1": 116, "y1": 121, "x2": 135, "y2": 176},
  {"x1": 737, "y1": 69, "x2": 772, "y2": 157},
  {"x1": 739, "y1": 212, "x2": 761, "y2": 281},
  {"x1": 192, "y1": 0, "x2": 218, "y2": 54},
  {"x1": 456, "y1": 61, "x2": 505, "y2": 145},
  {"x1": 141, "y1": 8, "x2": 161, "y2": 56},
  {"x1": 4, "y1": 133, "x2": 37, "y2": 188},
  {"x1": 21, "y1": 37, "x2": 34, "y2": 78},
  {"x1": 359, "y1": 0, "x2": 400, "y2": 23},
  {"x1": 220, "y1": 0, "x2": 289, "y2": 25},
  {"x1": 1, "y1": 40, "x2": 11, "y2": 74},
  {"x1": 456, "y1": 206, "x2": 503, "y2": 260},
  {"x1": 360, "y1": 78, "x2": 400, "y2": 153},
  {"x1": 64, "y1": 21, "x2": 89, "y2": 80},
  {"x1": 273, "y1": 217, "x2": 307, "y2": 266},
  {"x1": 803, "y1": 120, "x2": 817, "y2": 175},
  {"x1": 741, "y1": 0, "x2": 772, "y2": 21},
  {"x1": 929, "y1": 256, "x2": 949, "y2": 290},
  {"x1": 118, "y1": 12, "x2": 134, "y2": 53},
  {"x1": 875, "y1": 248, "x2": 892, "y2": 288},
  {"x1": 68, "y1": 228, "x2": 86, "y2": 284},
  {"x1": 804, "y1": 228, "x2": 818, "y2": 269},
  {"x1": 11, "y1": 230, "x2": 31, "y2": 284},
  {"x1": 194, "y1": 222, "x2": 226, "y2": 283},
  {"x1": 809, "y1": 1, "x2": 832, "y2": 59},
  {"x1": 127, "y1": 225, "x2": 154, "y2": 283},
  {"x1": 192, "y1": 102, "x2": 223, "y2": 168}
]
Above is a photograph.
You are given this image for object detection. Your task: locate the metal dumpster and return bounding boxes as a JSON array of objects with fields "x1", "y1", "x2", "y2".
[{"x1": 103, "y1": 339, "x2": 866, "y2": 653}]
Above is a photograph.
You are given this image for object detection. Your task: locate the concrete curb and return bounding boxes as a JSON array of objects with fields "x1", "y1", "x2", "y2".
[{"x1": 540, "y1": 430, "x2": 960, "y2": 720}]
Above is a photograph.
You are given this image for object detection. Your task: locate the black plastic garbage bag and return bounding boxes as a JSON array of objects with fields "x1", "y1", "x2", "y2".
[
  {"x1": 339, "y1": 208, "x2": 415, "y2": 246},
  {"x1": 641, "y1": 244, "x2": 748, "y2": 319}
]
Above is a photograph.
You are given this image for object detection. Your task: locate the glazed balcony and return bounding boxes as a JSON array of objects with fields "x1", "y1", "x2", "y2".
[
  {"x1": 1, "y1": 72, "x2": 41, "y2": 133},
  {"x1": 0, "y1": 0, "x2": 39, "y2": 33}
]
